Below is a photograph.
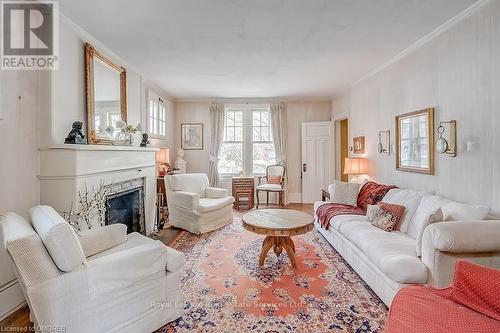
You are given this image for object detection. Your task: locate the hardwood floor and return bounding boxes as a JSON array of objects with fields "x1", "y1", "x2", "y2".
[{"x1": 0, "y1": 204, "x2": 314, "y2": 331}]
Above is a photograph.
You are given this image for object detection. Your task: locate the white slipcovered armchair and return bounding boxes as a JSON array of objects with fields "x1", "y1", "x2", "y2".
[
  {"x1": 0, "y1": 206, "x2": 185, "y2": 333},
  {"x1": 165, "y1": 173, "x2": 234, "y2": 234}
]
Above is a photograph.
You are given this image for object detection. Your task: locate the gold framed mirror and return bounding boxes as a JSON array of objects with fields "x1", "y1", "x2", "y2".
[
  {"x1": 396, "y1": 108, "x2": 435, "y2": 175},
  {"x1": 85, "y1": 42, "x2": 127, "y2": 144}
]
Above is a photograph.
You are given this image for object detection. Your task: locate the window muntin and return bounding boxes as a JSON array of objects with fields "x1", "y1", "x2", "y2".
[{"x1": 218, "y1": 105, "x2": 276, "y2": 176}]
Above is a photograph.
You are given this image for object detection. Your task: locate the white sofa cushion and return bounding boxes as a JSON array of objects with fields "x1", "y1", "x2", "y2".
[
  {"x1": 166, "y1": 173, "x2": 209, "y2": 197},
  {"x1": 328, "y1": 181, "x2": 359, "y2": 206},
  {"x1": 78, "y1": 224, "x2": 128, "y2": 257},
  {"x1": 382, "y1": 189, "x2": 424, "y2": 233},
  {"x1": 198, "y1": 197, "x2": 234, "y2": 213},
  {"x1": 441, "y1": 200, "x2": 490, "y2": 221},
  {"x1": 339, "y1": 221, "x2": 428, "y2": 284},
  {"x1": 415, "y1": 208, "x2": 443, "y2": 257},
  {"x1": 329, "y1": 214, "x2": 369, "y2": 232},
  {"x1": 29, "y1": 205, "x2": 87, "y2": 272}
]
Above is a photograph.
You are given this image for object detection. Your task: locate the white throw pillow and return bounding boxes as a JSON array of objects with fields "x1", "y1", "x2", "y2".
[
  {"x1": 328, "y1": 181, "x2": 359, "y2": 207},
  {"x1": 30, "y1": 205, "x2": 87, "y2": 272},
  {"x1": 408, "y1": 194, "x2": 448, "y2": 240},
  {"x1": 441, "y1": 200, "x2": 490, "y2": 221},
  {"x1": 382, "y1": 189, "x2": 424, "y2": 232},
  {"x1": 78, "y1": 224, "x2": 128, "y2": 257},
  {"x1": 415, "y1": 208, "x2": 443, "y2": 257},
  {"x1": 366, "y1": 204, "x2": 380, "y2": 222}
]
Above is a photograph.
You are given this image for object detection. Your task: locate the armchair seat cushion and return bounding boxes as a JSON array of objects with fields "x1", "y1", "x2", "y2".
[
  {"x1": 340, "y1": 221, "x2": 428, "y2": 283},
  {"x1": 198, "y1": 197, "x2": 234, "y2": 213},
  {"x1": 256, "y1": 183, "x2": 283, "y2": 191}
]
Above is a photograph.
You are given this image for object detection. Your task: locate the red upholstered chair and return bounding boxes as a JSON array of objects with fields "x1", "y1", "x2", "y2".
[{"x1": 384, "y1": 260, "x2": 500, "y2": 333}]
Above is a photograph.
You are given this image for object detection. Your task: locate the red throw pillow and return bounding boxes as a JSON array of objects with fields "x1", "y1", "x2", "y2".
[
  {"x1": 451, "y1": 260, "x2": 500, "y2": 321},
  {"x1": 267, "y1": 175, "x2": 281, "y2": 184},
  {"x1": 370, "y1": 202, "x2": 405, "y2": 232}
]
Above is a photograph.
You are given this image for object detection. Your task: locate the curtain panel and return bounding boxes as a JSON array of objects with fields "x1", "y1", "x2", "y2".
[
  {"x1": 208, "y1": 103, "x2": 225, "y2": 187},
  {"x1": 270, "y1": 102, "x2": 288, "y2": 204}
]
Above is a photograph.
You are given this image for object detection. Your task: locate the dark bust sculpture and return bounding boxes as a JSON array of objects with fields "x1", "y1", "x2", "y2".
[
  {"x1": 140, "y1": 133, "x2": 150, "y2": 147},
  {"x1": 65, "y1": 121, "x2": 87, "y2": 144}
]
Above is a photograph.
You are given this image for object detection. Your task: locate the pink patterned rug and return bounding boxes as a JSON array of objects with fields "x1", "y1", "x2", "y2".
[{"x1": 156, "y1": 218, "x2": 387, "y2": 332}]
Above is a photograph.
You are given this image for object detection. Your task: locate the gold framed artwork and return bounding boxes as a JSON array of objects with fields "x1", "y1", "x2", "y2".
[
  {"x1": 353, "y1": 136, "x2": 365, "y2": 154},
  {"x1": 396, "y1": 108, "x2": 435, "y2": 175},
  {"x1": 85, "y1": 43, "x2": 127, "y2": 145},
  {"x1": 181, "y1": 123, "x2": 204, "y2": 150}
]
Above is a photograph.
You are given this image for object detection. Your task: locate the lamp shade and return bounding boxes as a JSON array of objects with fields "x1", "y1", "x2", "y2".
[
  {"x1": 156, "y1": 148, "x2": 170, "y2": 164},
  {"x1": 344, "y1": 157, "x2": 368, "y2": 175}
]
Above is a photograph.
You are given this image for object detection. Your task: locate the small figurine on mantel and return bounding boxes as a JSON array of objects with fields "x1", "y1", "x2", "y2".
[
  {"x1": 140, "y1": 133, "x2": 150, "y2": 147},
  {"x1": 64, "y1": 121, "x2": 87, "y2": 144}
]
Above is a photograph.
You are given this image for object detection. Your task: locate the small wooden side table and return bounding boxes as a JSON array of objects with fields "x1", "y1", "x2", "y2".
[
  {"x1": 232, "y1": 177, "x2": 255, "y2": 211},
  {"x1": 322, "y1": 189, "x2": 330, "y2": 201}
]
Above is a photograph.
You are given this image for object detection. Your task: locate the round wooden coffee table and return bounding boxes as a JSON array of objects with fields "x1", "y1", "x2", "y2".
[{"x1": 242, "y1": 209, "x2": 313, "y2": 268}]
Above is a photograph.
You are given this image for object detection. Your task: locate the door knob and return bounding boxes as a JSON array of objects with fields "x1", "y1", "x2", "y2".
[{"x1": 303, "y1": 163, "x2": 307, "y2": 172}]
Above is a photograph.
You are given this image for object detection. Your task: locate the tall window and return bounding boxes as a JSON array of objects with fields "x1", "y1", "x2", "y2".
[
  {"x1": 218, "y1": 104, "x2": 276, "y2": 175},
  {"x1": 148, "y1": 91, "x2": 167, "y2": 138}
]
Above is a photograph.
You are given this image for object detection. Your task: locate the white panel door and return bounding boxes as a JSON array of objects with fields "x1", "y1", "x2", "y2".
[{"x1": 301, "y1": 121, "x2": 333, "y2": 203}]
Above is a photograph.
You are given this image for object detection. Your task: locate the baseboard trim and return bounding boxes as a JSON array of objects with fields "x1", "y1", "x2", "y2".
[{"x1": 288, "y1": 193, "x2": 302, "y2": 203}]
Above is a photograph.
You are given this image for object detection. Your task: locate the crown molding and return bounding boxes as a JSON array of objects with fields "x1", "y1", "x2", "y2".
[
  {"x1": 349, "y1": 0, "x2": 490, "y2": 89},
  {"x1": 173, "y1": 96, "x2": 332, "y2": 103}
]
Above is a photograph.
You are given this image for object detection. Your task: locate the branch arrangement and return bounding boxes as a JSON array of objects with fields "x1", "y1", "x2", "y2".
[{"x1": 61, "y1": 181, "x2": 112, "y2": 232}]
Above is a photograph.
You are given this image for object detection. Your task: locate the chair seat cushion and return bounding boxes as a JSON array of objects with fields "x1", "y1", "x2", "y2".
[
  {"x1": 256, "y1": 184, "x2": 283, "y2": 191},
  {"x1": 198, "y1": 197, "x2": 234, "y2": 213},
  {"x1": 340, "y1": 221, "x2": 428, "y2": 284}
]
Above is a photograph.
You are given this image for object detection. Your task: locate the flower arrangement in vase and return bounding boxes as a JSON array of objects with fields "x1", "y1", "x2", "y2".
[{"x1": 114, "y1": 120, "x2": 142, "y2": 145}]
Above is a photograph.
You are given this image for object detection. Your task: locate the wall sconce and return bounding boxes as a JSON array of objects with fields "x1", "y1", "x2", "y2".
[
  {"x1": 436, "y1": 120, "x2": 457, "y2": 157},
  {"x1": 378, "y1": 130, "x2": 390, "y2": 155}
]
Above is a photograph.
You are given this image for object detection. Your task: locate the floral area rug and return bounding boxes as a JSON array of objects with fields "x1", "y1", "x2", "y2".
[{"x1": 156, "y1": 218, "x2": 387, "y2": 332}]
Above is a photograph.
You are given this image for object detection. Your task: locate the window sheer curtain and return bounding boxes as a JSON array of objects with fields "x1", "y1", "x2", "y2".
[
  {"x1": 270, "y1": 102, "x2": 288, "y2": 205},
  {"x1": 208, "y1": 103, "x2": 225, "y2": 187}
]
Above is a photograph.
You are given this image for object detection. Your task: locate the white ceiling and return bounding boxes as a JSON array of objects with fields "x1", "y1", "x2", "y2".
[{"x1": 60, "y1": 0, "x2": 478, "y2": 99}]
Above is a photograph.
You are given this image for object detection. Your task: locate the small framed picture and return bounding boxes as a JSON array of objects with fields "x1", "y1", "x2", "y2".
[
  {"x1": 181, "y1": 123, "x2": 203, "y2": 150},
  {"x1": 353, "y1": 136, "x2": 365, "y2": 154}
]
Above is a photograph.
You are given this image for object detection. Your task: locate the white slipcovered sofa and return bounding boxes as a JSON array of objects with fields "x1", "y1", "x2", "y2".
[
  {"x1": 314, "y1": 186, "x2": 500, "y2": 306},
  {"x1": 0, "y1": 206, "x2": 185, "y2": 333},
  {"x1": 165, "y1": 173, "x2": 234, "y2": 234}
]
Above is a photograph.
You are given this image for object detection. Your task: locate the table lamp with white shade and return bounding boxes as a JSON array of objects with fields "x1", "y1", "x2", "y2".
[
  {"x1": 156, "y1": 148, "x2": 170, "y2": 177},
  {"x1": 344, "y1": 157, "x2": 369, "y2": 183}
]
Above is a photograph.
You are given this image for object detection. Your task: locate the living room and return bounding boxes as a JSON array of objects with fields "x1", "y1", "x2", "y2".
[{"x1": 0, "y1": 0, "x2": 499, "y2": 332}]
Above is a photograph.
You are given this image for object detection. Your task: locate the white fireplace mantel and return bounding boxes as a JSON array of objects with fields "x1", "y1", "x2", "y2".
[{"x1": 39, "y1": 145, "x2": 158, "y2": 235}]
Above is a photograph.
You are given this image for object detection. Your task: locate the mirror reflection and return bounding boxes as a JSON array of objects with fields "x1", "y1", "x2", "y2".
[
  {"x1": 85, "y1": 42, "x2": 127, "y2": 144},
  {"x1": 396, "y1": 108, "x2": 434, "y2": 174},
  {"x1": 93, "y1": 58, "x2": 123, "y2": 138}
]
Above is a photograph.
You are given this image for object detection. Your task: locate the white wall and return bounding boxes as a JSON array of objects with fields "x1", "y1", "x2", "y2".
[
  {"x1": 0, "y1": 14, "x2": 176, "y2": 319},
  {"x1": 0, "y1": 71, "x2": 41, "y2": 215},
  {"x1": 332, "y1": 0, "x2": 500, "y2": 215},
  {"x1": 173, "y1": 100, "x2": 331, "y2": 200},
  {"x1": 43, "y1": 16, "x2": 174, "y2": 149}
]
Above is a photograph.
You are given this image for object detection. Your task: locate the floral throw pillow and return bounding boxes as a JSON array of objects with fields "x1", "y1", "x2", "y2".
[{"x1": 369, "y1": 202, "x2": 406, "y2": 232}]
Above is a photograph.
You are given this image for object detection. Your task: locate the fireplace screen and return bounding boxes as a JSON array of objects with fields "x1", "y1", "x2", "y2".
[{"x1": 106, "y1": 187, "x2": 145, "y2": 234}]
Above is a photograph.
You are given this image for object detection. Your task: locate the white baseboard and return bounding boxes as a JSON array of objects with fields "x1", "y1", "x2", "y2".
[
  {"x1": 0, "y1": 280, "x2": 25, "y2": 321},
  {"x1": 287, "y1": 193, "x2": 302, "y2": 203}
]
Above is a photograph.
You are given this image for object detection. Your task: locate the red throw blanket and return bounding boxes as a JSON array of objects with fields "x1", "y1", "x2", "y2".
[{"x1": 317, "y1": 181, "x2": 397, "y2": 230}]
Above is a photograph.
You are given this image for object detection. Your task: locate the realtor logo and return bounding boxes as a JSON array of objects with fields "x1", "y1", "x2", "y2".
[{"x1": 1, "y1": 1, "x2": 58, "y2": 70}]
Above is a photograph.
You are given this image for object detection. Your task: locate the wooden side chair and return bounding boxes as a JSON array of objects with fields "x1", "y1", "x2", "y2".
[{"x1": 256, "y1": 164, "x2": 286, "y2": 208}]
